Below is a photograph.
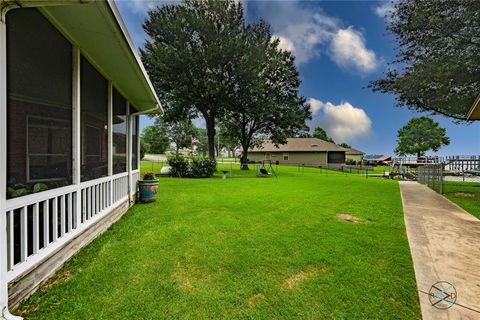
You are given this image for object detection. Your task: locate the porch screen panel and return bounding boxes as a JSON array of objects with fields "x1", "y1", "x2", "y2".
[
  {"x1": 131, "y1": 114, "x2": 139, "y2": 170},
  {"x1": 6, "y1": 8, "x2": 72, "y2": 198},
  {"x1": 80, "y1": 57, "x2": 108, "y2": 182},
  {"x1": 112, "y1": 88, "x2": 127, "y2": 174}
]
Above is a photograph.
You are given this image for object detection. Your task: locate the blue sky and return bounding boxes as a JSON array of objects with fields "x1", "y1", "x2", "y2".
[{"x1": 116, "y1": 0, "x2": 479, "y2": 156}]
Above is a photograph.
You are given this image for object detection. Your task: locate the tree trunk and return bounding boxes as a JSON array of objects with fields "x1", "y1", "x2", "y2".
[
  {"x1": 240, "y1": 144, "x2": 249, "y2": 170},
  {"x1": 205, "y1": 118, "x2": 216, "y2": 160}
]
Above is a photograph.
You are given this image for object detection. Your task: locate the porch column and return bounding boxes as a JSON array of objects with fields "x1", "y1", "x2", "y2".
[
  {"x1": 127, "y1": 102, "x2": 132, "y2": 202},
  {"x1": 137, "y1": 117, "x2": 141, "y2": 170},
  {"x1": 107, "y1": 82, "x2": 113, "y2": 177},
  {"x1": 72, "y1": 46, "x2": 82, "y2": 228},
  {"x1": 0, "y1": 8, "x2": 22, "y2": 320}
]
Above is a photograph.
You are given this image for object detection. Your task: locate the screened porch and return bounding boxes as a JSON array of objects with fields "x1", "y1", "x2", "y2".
[{"x1": 0, "y1": 2, "x2": 161, "y2": 316}]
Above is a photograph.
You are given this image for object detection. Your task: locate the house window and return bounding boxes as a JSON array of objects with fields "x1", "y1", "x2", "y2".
[
  {"x1": 27, "y1": 116, "x2": 70, "y2": 182},
  {"x1": 6, "y1": 8, "x2": 73, "y2": 198},
  {"x1": 131, "y1": 112, "x2": 139, "y2": 170},
  {"x1": 283, "y1": 152, "x2": 289, "y2": 161},
  {"x1": 80, "y1": 56, "x2": 108, "y2": 182},
  {"x1": 112, "y1": 88, "x2": 127, "y2": 174}
]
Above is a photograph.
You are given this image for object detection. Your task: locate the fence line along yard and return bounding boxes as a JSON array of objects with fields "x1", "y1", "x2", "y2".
[{"x1": 417, "y1": 163, "x2": 444, "y2": 194}]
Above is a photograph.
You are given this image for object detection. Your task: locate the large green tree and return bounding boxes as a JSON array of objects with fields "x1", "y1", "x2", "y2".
[
  {"x1": 157, "y1": 118, "x2": 195, "y2": 155},
  {"x1": 395, "y1": 117, "x2": 450, "y2": 157},
  {"x1": 221, "y1": 22, "x2": 311, "y2": 169},
  {"x1": 312, "y1": 127, "x2": 334, "y2": 143},
  {"x1": 370, "y1": 0, "x2": 480, "y2": 121},
  {"x1": 141, "y1": 0, "x2": 245, "y2": 158},
  {"x1": 141, "y1": 125, "x2": 170, "y2": 154}
]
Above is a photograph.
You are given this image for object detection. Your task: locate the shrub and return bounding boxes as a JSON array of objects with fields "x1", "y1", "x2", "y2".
[
  {"x1": 167, "y1": 155, "x2": 190, "y2": 177},
  {"x1": 33, "y1": 183, "x2": 48, "y2": 193},
  {"x1": 190, "y1": 158, "x2": 217, "y2": 178}
]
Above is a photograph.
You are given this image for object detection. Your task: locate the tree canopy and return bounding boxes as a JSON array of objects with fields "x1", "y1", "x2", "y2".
[
  {"x1": 141, "y1": 0, "x2": 245, "y2": 158},
  {"x1": 312, "y1": 127, "x2": 334, "y2": 143},
  {"x1": 156, "y1": 118, "x2": 195, "y2": 154},
  {"x1": 339, "y1": 143, "x2": 351, "y2": 149},
  {"x1": 370, "y1": 0, "x2": 480, "y2": 121},
  {"x1": 395, "y1": 117, "x2": 450, "y2": 157},
  {"x1": 220, "y1": 21, "x2": 311, "y2": 168},
  {"x1": 141, "y1": 125, "x2": 170, "y2": 154}
]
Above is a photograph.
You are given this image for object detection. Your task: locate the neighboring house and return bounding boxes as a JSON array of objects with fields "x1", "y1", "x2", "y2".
[
  {"x1": 467, "y1": 95, "x2": 480, "y2": 120},
  {"x1": 345, "y1": 148, "x2": 365, "y2": 162},
  {"x1": 248, "y1": 138, "x2": 346, "y2": 166},
  {"x1": 0, "y1": 1, "x2": 162, "y2": 317},
  {"x1": 363, "y1": 155, "x2": 392, "y2": 165}
]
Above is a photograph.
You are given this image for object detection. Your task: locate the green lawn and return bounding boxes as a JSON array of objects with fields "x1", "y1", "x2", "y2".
[
  {"x1": 141, "y1": 159, "x2": 166, "y2": 173},
  {"x1": 443, "y1": 181, "x2": 480, "y2": 218},
  {"x1": 17, "y1": 166, "x2": 420, "y2": 319}
]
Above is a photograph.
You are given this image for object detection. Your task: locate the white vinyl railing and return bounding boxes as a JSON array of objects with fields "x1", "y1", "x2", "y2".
[
  {"x1": 5, "y1": 172, "x2": 129, "y2": 282},
  {"x1": 131, "y1": 170, "x2": 140, "y2": 196}
]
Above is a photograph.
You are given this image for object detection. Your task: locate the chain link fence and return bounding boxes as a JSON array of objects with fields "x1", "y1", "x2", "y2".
[{"x1": 417, "y1": 163, "x2": 444, "y2": 193}]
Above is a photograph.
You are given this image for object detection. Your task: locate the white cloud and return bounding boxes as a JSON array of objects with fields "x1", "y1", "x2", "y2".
[
  {"x1": 115, "y1": 0, "x2": 174, "y2": 16},
  {"x1": 308, "y1": 98, "x2": 324, "y2": 115},
  {"x1": 273, "y1": 35, "x2": 295, "y2": 52},
  {"x1": 261, "y1": 2, "x2": 339, "y2": 65},
  {"x1": 307, "y1": 98, "x2": 372, "y2": 143},
  {"x1": 329, "y1": 27, "x2": 379, "y2": 74},
  {"x1": 254, "y1": 1, "x2": 379, "y2": 74},
  {"x1": 374, "y1": 1, "x2": 395, "y2": 19}
]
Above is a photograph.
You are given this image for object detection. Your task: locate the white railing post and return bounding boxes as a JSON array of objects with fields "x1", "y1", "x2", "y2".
[
  {"x1": 72, "y1": 46, "x2": 81, "y2": 229},
  {"x1": 0, "y1": 8, "x2": 22, "y2": 320}
]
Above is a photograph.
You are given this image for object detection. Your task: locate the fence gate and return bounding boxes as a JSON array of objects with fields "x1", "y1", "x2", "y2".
[{"x1": 417, "y1": 163, "x2": 444, "y2": 194}]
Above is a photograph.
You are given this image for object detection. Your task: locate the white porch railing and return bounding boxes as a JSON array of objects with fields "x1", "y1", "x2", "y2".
[
  {"x1": 131, "y1": 170, "x2": 140, "y2": 196},
  {"x1": 4, "y1": 172, "x2": 130, "y2": 282}
]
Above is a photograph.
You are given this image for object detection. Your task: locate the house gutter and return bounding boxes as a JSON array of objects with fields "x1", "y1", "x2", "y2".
[{"x1": 466, "y1": 94, "x2": 480, "y2": 121}]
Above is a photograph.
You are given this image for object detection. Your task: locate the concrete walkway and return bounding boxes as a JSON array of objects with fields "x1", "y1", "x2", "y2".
[{"x1": 399, "y1": 181, "x2": 480, "y2": 320}]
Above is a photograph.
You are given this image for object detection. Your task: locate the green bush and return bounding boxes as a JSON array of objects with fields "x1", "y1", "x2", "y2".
[
  {"x1": 33, "y1": 183, "x2": 48, "y2": 193},
  {"x1": 167, "y1": 155, "x2": 190, "y2": 177},
  {"x1": 190, "y1": 158, "x2": 217, "y2": 178}
]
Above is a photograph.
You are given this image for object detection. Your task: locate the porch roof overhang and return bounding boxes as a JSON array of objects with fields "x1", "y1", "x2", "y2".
[
  {"x1": 466, "y1": 95, "x2": 480, "y2": 121},
  {"x1": 2, "y1": 0, "x2": 162, "y2": 114}
]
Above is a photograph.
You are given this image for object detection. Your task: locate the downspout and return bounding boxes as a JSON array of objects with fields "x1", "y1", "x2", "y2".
[{"x1": 127, "y1": 103, "x2": 162, "y2": 204}]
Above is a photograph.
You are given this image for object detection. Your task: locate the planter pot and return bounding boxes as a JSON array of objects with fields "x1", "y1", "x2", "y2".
[{"x1": 138, "y1": 179, "x2": 159, "y2": 203}]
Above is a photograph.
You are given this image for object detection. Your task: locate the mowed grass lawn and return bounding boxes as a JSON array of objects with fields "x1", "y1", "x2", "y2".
[
  {"x1": 17, "y1": 165, "x2": 420, "y2": 319},
  {"x1": 443, "y1": 181, "x2": 480, "y2": 218}
]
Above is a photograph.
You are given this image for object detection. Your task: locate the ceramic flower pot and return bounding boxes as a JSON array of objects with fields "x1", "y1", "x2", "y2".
[{"x1": 138, "y1": 179, "x2": 159, "y2": 203}]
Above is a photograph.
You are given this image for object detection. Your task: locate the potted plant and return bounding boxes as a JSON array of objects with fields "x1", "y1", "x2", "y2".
[{"x1": 138, "y1": 171, "x2": 159, "y2": 203}]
